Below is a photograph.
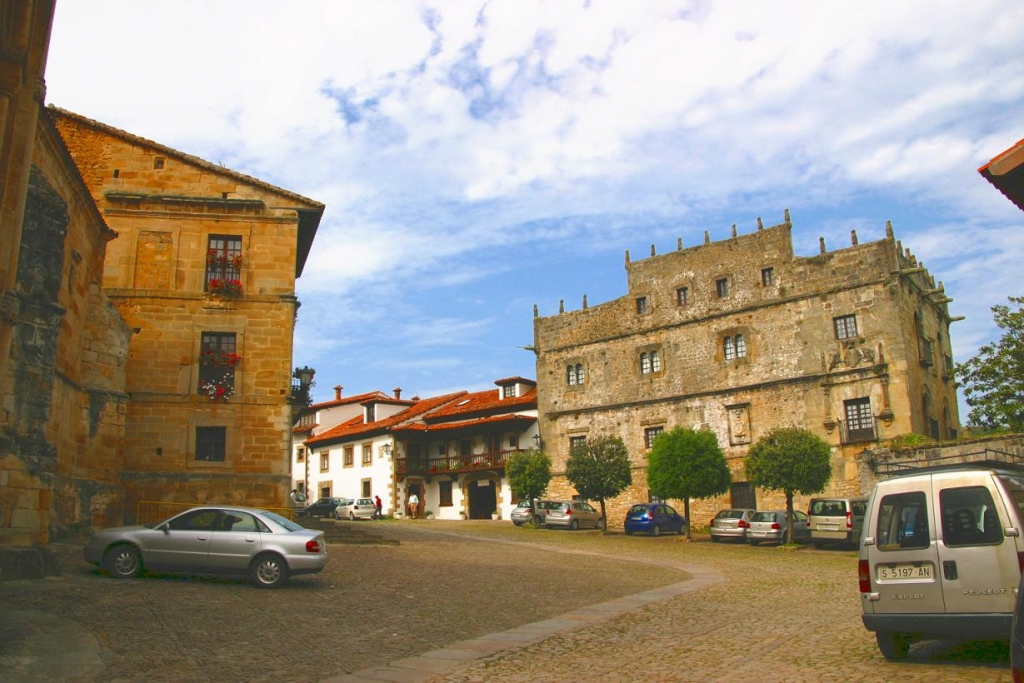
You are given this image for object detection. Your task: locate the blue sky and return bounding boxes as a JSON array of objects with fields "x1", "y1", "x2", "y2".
[{"x1": 46, "y1": 1, "x2": 1024, "y2": 411}]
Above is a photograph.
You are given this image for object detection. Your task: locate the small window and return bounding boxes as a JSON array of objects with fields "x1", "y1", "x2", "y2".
[
  {"x1": 365, "y1": 404, "x2": 375, "y2": 422},
  {"x1": 640, "y1": 350, "x2": 661, "y2": 374},
  {"x1": 644, "y1": 426, "x2": 664, "y2": 450},
  {"x1": 723, "y1": 334, "x2": 747, "y2": 360},
  {"x1": 509, "y1": 434, "x2": 519, "y2": 449},
  {"x1": 716, "y1": 278, "x2": 729, "y2": 298},
  {"x1": 566, "y1": 363, "x2": 585, "y2": 386},
  {"x1": 676, "y1": 286, "x2": 689, "y2": 306},
  {"x1": 320, "y1": 451, "x2": 329, "y2": 472},
  {"x1": 636, "y1": 296, "x2": 649, "y2": 314},
  {"x1": 502, "y1": 384, "x2": 516, "y2": 398},
  {"x1": 296, "y1": 448, "x2": 305, "y2": 462},
  {"x1": 761, "y1": 267, "x2": 775, "y2": 286},
  {"x1": 343, "y1": 446, "x2": 354, "y2": 467},
  {"x1": 834, "y1": 314, "x2": 858, "y2": 340},
  {"x1": 569, "y1": 436, "x2": 587, "y2": 453},
  {"x1": 439, "y1": 480, "x2": 453, "y2": 507},
  {"x1": 362, "y1": 480, "x2": 371, "y2": 497},
  {"x1": 153, "y1": 156, "x2": 165, "y2": 170},
  {"x1": 196, "y1": 427, "x2": 226, "y2": 462},
  {"x1": 362, "y1": 444, "x2": 372, "y2": 465}
]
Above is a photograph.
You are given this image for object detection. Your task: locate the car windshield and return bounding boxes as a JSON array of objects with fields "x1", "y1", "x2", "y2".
[
  {"x1": 516, "y1": 501, "x2": 532, "y2": 508},
  {"x1": 751, "y1": 512, "x2": 777, "y2": 522}
]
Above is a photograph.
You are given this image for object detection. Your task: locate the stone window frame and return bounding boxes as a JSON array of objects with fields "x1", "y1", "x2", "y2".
[
  {"x1": 566, "y1": 361, "x2": 586, "y2": 387},
  {"x1": 195, "y1": 426, "x2": 227, "y2": 462},
  {"x1": 198, "y1": 331, "x2": 238, "y2": 397},
  {"x1": 361, "y1": 443, "x2": 372, "y2": 465},
  {"x1": 676, "y1": 285, "x2": 690, "y2": 306},
  {"x1": 833, "y1": 314, "x2": 858, "y2": 340},
  {"x1": 296, "y1": 447, "x2": 305, "y2": 462},
  {"x1": 635, "y1": 295, "x2": 650, "y2": 314},
  {"x1": 715, "y1": 276, "x2": 731, "y2": 299},
  {"x1": 320, "y1": 451, "x2": 330, "y2": 472},
  {"x1": 644, "y1": 425, "x2": 665, "y2": 450},
  {"x1": 761, "y1": 267, "x2": 775, "y2": 287},
  {"x1": 568, "y1": 435, "x2": 587, "y2": 454},
  {"x1": 343, "y1": 446, "x2": 354, "y2": 467},
  {"x1": 723, "y1": 333, "x2": 747, "y2": 361},
  {"x1": 639, "y1": 346, "x2": 663, "y2": 376},
  {"x1": 205, "y1": 234, "x2": 242, "y2": 292}
]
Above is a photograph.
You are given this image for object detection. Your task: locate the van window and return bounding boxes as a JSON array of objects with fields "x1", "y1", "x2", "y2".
[
  {"x1": 810, "y1": 499, "x2": 846, "y2": 516},
  {"x1": 876, "y1": 491, "x2": 929, "y2": 551},
  {"x1": 939, "y1": 486, "x2": 1003, "y2": 547}
]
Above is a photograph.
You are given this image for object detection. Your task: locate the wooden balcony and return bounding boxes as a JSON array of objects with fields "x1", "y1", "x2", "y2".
[{"x1": 396, "y1": 449, "x2": 518, "y2": 479}]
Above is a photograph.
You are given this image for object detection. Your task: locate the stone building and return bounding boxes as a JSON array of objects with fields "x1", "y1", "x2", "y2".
[
  {"x1": 532, "y1": 214, "x2": 960, "y2": 527},
  {"x1": 50, "y1": 109, "x2": 324, "y2": 520},
  {"x1": 1, "y1": 0, "x2": 130, "y2": 548}
]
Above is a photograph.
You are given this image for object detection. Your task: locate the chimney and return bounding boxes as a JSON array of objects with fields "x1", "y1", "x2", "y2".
[
  {"x1": 393, "y1": 387, "x2": 402, "y2": 399},
  {"x1": 334, "y1": 385, "x2": 343, "y2": 400}
]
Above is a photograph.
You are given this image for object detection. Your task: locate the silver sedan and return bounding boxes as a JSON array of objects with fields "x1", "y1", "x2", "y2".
[{"x1": 83, "y1": 505, "x2": 327, "y2": 588}]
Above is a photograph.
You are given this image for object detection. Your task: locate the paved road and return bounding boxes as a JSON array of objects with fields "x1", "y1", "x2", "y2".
[{"x1": 0, "y1": 520, "x2": 1013, "y2": 682}]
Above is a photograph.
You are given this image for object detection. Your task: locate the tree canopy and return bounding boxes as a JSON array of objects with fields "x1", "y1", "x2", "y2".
[
  {"x1": 745, "y1": 427, "x2": 832, "y2": 543},
  {"x1": 954, "y1": 295, "x2": 1024, "y2": 432},
  {"x1": 505, "y1": 448, "x2": 552, "y2": 504},
  {"x1": 646, "y1": 427, "x2": 730, "y2": 539},
  {"x1": 565, "y1": 435, "x2": 632, "y2": 531}
]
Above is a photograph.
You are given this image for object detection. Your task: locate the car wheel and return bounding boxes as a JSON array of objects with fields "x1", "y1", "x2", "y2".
[
  {"x1": 350, "y1": 512, "x2": 356, "y2": 521},
  {"x1": 570, "y1": 519, "x2": 580, "y2": 530},
  {"x1": 513, "y1": 521, "x2": 523, "y2": 526},
  {"x1": 104, "y1": 544, "x2": 142, "y2": 579},
  {"x1": 813, "y1": 541, "x2": 824, "y2": 549},
  {"x1": 625, "y1": 528, "x2": 634, "y2": 535},
  {"x1": 652, "y1": 525, "x2": 661, "y2": 537},
  {"x1": 875, "y1": 631, "x2": 911, "y2": 660},
  {"x1": 710, "y1": 535, "x2": 721, "y2": 543},
  {"x1": 251, "y1": 553, "x2": 290, "y2": 589},
  {"x1": 748, "y1": 539, "x2": 759, "y2": 546}
]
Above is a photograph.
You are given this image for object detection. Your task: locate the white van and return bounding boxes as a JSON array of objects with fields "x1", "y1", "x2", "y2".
[
  {"x1": 858, "y1": 461, "x2": 1024, "y2": 659},
  {"x1": 808, "y1": 496, "x2": 868, "y2": 548}
]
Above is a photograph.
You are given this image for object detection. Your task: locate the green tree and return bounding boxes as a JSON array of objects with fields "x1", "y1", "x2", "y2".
[
  {"x1": 646, "y1": 427, "x2": 730, "y2": 539},
  {"x1": 954, "y1": 295, "x2": 1024, "y2": 432},
  {"x1": 745, "y1": 427, "x2": 832, "y2": 544},
  {"x1": 505, "y1": 448, "x2": 552, "y2": 524},
  {"x1": 565, "y1": 435, "x2": 632, "y2": 532}
]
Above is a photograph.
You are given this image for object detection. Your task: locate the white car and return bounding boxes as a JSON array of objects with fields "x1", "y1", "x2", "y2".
[{"x1": 337, "y1": 497, "x2": 377, "y2": 520}]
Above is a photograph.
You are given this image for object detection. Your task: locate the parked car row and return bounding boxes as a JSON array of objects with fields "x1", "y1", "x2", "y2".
[
  {"x1": 510, "y1": 499, "x2": 604, "y2": 530},
  {"x1": 297, "y1": 497, "x2": 377, "y2": 520}
]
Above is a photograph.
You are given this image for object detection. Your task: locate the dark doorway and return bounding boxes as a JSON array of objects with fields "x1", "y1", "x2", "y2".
[
  {"x1": 468, "y1": 479, "x2": 496, "y2": 519},
  {"x1": 731, "y1": 482, "x2": 756, "y2": 509}
]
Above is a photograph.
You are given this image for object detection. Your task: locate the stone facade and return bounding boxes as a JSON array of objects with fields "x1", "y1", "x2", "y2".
[
  {"x1": 533, "y1": 215, "x2": 960, "y2": 528},
  {"x1": 51, "y1": 110, "x2": 324, "y2": 520},
  {"x1": 0, "y1": 0, "x2": 132, "y2": 548}
]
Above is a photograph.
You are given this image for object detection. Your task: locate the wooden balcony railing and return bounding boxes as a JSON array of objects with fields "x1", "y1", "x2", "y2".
[{"x1": 396, "y1": 449, "x2": 519, "y2": 478}]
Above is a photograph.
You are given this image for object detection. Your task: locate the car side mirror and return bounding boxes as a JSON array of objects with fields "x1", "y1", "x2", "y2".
[{"x1": 157, "y1": 523, "x2": 170, "y2": 533}]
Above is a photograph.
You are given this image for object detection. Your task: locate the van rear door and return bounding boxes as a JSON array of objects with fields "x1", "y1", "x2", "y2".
[
  {"x1": 864, "y1": 483, "x2": 945, "y2": 616},
  {"x1": 933, "y1": 471, "x2": 1020, "y2": 615}
]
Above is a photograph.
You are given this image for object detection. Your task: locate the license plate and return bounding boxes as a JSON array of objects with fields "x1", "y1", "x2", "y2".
[
  {"x1": 878, "y1": 563, "x2": 933, "y2": 581},
  {"x1": 817, "y1": 523, "x2": 839, "y2": 530}
]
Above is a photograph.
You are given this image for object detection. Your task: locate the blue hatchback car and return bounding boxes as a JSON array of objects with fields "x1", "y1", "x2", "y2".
[{"x1": 623, "y1": 503, "x2": 687, "y2": 536}]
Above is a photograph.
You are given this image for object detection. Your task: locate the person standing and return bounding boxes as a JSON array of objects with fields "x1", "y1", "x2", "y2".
[
  {"x1": 408, "y1": 492, "x2": 419, "y2": 519},
  {"x1": 374, "y1": 495, "x2": 383, "y2": 520}
]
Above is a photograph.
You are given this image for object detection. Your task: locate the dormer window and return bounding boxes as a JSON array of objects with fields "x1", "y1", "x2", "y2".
[
  {"x1": 502, "y1": 384, "x2": 516, "y2": 399},
  {"x1": 365, "y1": 404, "x2": 376, "y2": 422}
]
